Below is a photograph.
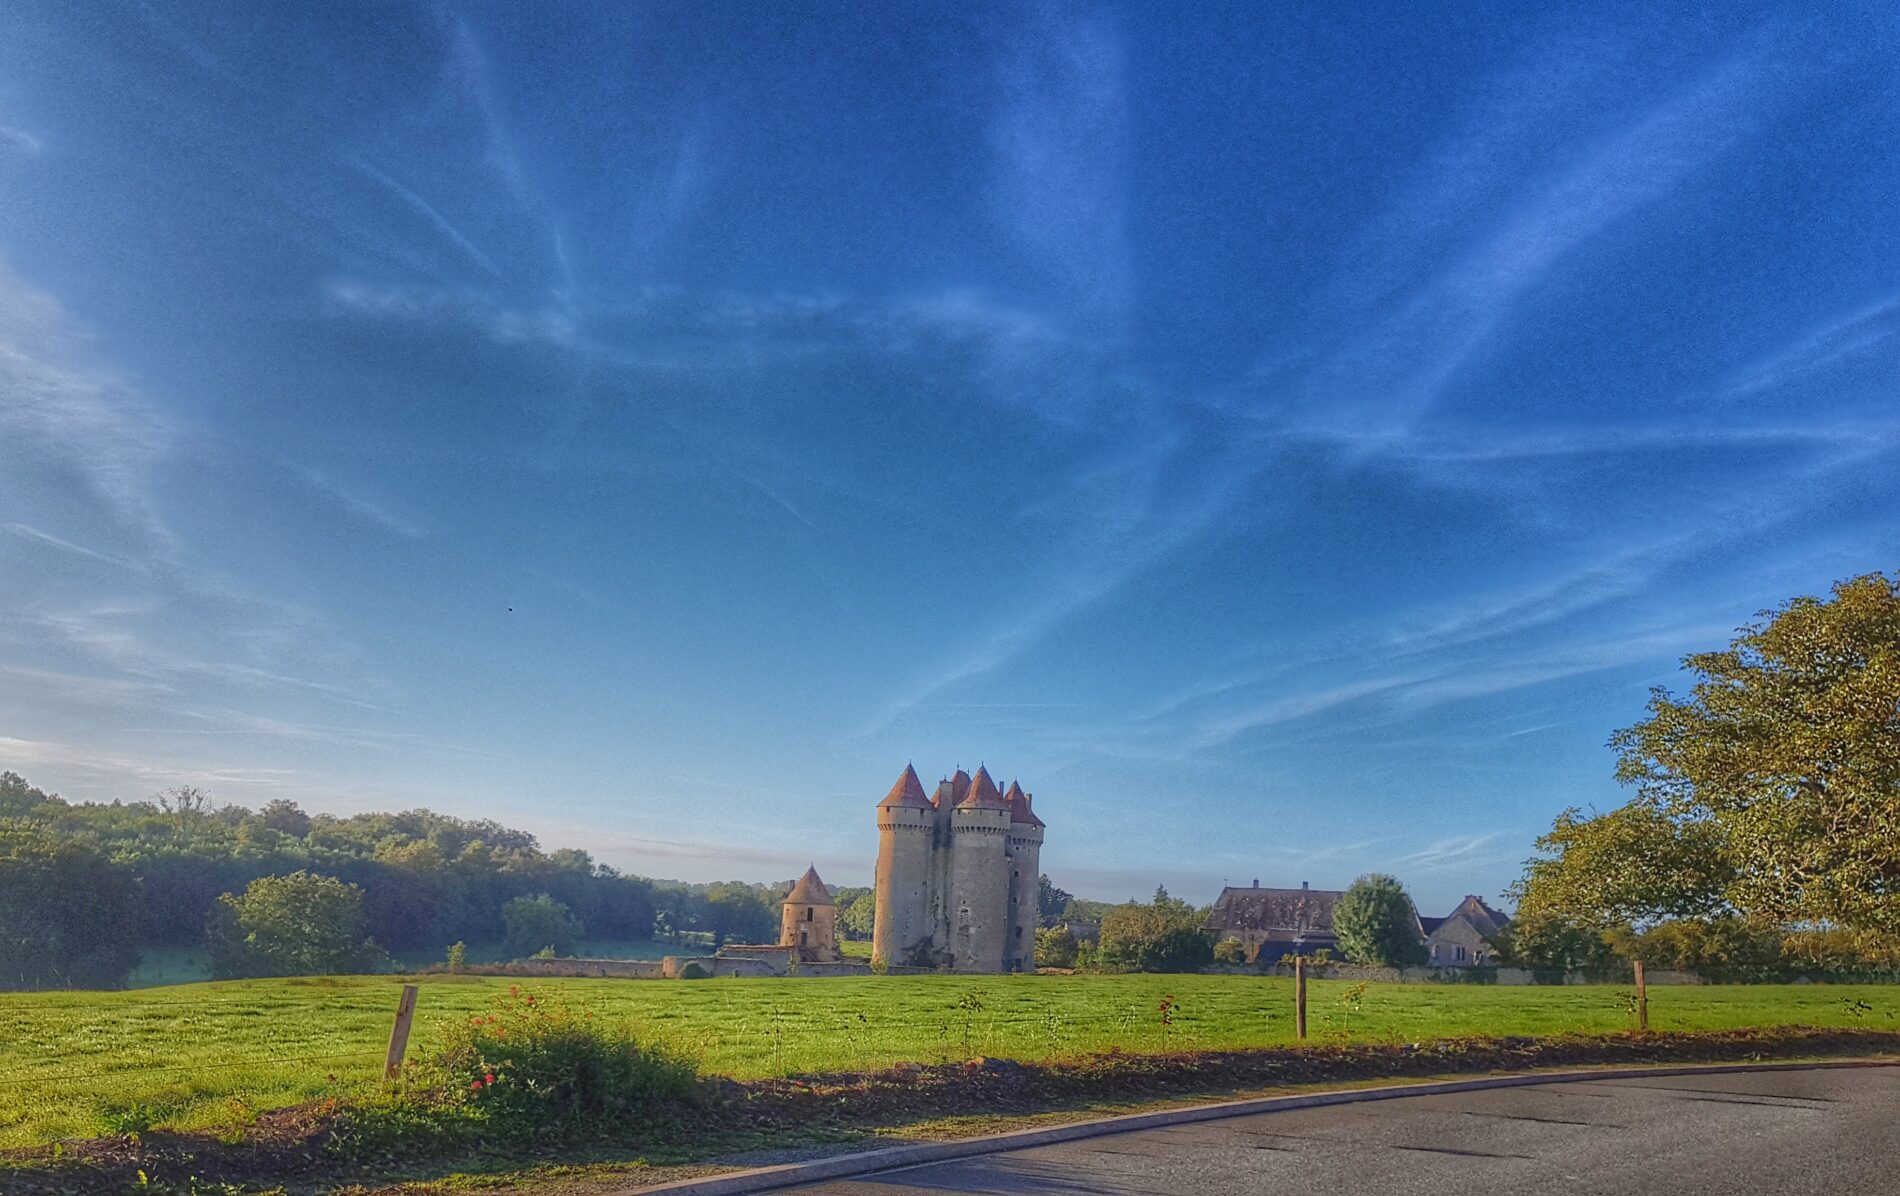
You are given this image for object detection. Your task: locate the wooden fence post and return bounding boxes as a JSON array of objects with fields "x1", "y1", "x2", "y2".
[
  {"x1": 1633, "y1": 960, "x2": 1648, "y2": 1032},
  {"x1": 385, "y1": 984, "x2": 419, "y2": 1079},
  {"x1": 1294, "y1": 955, "x2": 1307, "y2": 1040}
]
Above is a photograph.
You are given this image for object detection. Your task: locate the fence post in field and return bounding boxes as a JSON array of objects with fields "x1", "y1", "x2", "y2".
[
  {"x1": 1633, "y1": 960, "x2": 1648, "y2": 1032},
  {"x1": 385, "y1": 983, "x2": 419, "y2": 1079},
  {"x1": 1294, "y1": 955, "x2": 1307, "y2": 1041}
]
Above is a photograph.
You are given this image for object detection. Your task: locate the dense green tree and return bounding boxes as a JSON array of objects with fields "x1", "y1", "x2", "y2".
[
  {"x1": 1489, "y1": 917, "x2": 1618, "y2": 982},
  {"x1": 259, "y1": 798, "x2": 312, "y2": 837},
  {"x1": 839, "y1": 891, "x2": 877, "y2": 940},
  {"x1": 1036, "y1": 875, "x2": 1074, "y2": 927},
  {"x1": 1097, "y1": 887, "x2": 1210, "y2": 972},
  {"x1": 1519, "y1": 572, "x2": 1900, "y2": 951},
  {"x1": 207, "y1": 871, "x2": 382, "y2": 978},
  {"x1": 501, "y1": 893, "x2": 582, "y2": 958},
  {"x1": 0, "y1": 772, "x2": 59, "y2": 818},
  {"x1": 0, "y1": 821, "x2": 142, "y2": 989},
  {"x1": 1331, "y1": 874, "x2": 1427, "y2": 967},
  {"x1": 703, "y1": 881, "x2": 776, "y2": 948}
]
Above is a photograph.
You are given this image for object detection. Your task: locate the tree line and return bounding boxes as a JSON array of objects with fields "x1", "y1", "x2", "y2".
[{"x1": 0, "y1": 778, "x2": 754, "y2": 989}]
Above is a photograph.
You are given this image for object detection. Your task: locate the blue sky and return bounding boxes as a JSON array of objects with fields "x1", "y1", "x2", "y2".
[{"x1": 1, "y1": 3, "x2": 1896, "y2": 913}]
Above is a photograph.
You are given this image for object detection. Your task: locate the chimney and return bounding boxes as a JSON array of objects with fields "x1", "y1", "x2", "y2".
[
  {"x1": 1252, "y1": 878, "x2": 1259, "y2": 888},
  {"x1": 1301, "y1": 880, "x2": 1309, "y2": 891}
]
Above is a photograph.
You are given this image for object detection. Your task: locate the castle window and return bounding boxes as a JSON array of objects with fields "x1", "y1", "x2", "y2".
[
  {"x1": 1014, "y1": 926, "x2": 1022, "y2": 938},
  {"x1": 800, "y1": 931, "x2": 808, "y2": 946},
  {"x1": 805, "y1": 908, "x2": 814, "y2": 922}
]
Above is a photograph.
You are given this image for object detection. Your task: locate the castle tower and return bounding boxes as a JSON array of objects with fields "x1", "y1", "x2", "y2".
[
  {"x1": 872, "y1": 765, "x2": 934, "y2": 967},
  {"x1": 949, "y1": 766, "x2": 1012, "y2": 973},
  {"x1": 780, "y1": 865, "x2": 839, "y2": 962},
  {"x1": 1003, "y1": 780, "x2": 1045, "y2": 971}
]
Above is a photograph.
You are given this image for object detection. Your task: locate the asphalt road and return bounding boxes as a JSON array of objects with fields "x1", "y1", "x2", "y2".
[{"x1": 781, "y1": 1066, "x2": 1900, "y2": 1195}]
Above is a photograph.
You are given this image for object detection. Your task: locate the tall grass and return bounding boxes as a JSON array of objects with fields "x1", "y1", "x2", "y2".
[{"x1": 2, "y1": 973, "x2": 1895, "y2": 1147}]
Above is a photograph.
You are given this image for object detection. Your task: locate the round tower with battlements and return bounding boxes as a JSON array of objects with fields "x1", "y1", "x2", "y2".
[
  {"x1": 872, "y1": 765, "x2": 934, "y2": 967},
  {"x1": 1003, "y1": 780, "x2": 1045, "y2": 972},
  {"x1": 949, "y1": 766, "x2": 1012, "y2": 973}
]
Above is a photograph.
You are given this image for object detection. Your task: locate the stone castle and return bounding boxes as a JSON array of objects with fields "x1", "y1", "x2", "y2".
[{"x1": 872, "y1": 763, "x2": 1045, "y2": 973}]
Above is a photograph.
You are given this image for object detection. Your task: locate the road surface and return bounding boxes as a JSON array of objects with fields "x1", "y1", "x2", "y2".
[{"x1": 781, "y1": 1066, "x2": 1899, "y2": 1195}]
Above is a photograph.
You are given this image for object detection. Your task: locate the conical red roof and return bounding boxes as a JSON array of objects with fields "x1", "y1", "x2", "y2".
[
  {"x1": 957, "y1": 765, "x2": 1009, "y2": 809},
  {"x1": 1019, "y1": 791, "x2": 1045, "y2": 828},
  {"x1": 1004, "y1": 780, "x2": 1035, "y2": 824},
  {"x1": 878, "y1": 764, "x2": 932, "y2": 809},
  {"x1": 785, "y1": 865, "x2": 834, "y2": 906},
  {"x1": 947, "y1": 768, "x2": 972, "y2": 807}
]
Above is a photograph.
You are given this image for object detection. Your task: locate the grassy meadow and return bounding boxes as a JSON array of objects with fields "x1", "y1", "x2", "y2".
[{"x1": 4, "y1": 972, "x2": 1897, "y2": 1147}]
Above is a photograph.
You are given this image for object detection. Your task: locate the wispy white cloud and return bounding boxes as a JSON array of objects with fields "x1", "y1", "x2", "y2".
[
  {"x1": 0, "y1": 522, "x2": 139, "y2": 569},
  {"x1": 353, "y1": 160, "x2": 506, "y2": 281},
  {"x1": 0, "y1": 262, "x2": 175, "y2": 550},
  {"x1": 1254, "y1": 41, "x2": 1771, "y2": 434},
  {"x1": 1726, "y1": 292, "x2": 1900, "y2": 398},
  {"x1": 295, "y1": 467, "x2": 425, "y2": 539},
  {"x1": 989, "y1": 6, "x2": 1130, "y2": 316},
  {"x1": 322, "y1": 278, "x2": 575, "y2": 347},
  {"x1": 0, "y1": 124, "x2": 40, "y2": 155}
]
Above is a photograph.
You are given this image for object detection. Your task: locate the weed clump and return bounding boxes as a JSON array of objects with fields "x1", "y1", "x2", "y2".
[{"x1": 335, "y1": 988, "x2": 698, "y2": 1157}]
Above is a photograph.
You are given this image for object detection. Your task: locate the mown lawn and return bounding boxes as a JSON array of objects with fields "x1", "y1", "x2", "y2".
[{"x1": 3, "y1": 973, "x2": 1896, "y2": 1147}]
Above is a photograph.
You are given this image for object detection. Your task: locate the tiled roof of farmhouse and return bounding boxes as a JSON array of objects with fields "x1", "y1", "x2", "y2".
[
  {"x1": 1004, "y1": 781, "x2": 1045, "y2": 827},
  {"x1": 1205, "y1": 885, "x2": 1345, "y2": 936},
  {"x1": 958, "y1": 765, "x2": 1010, "y2": 809},
  {"x1": 1446, "y1": 894, "x2": 1510, "y2": 935},
  {"x1": 878, "y1": 763, "x2": 933, "y2": 809},
  {"x1": 785, "y1": 866, "x2": 834, "y2": 906}
]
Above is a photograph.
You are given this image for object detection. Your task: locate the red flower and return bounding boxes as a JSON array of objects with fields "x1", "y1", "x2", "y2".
[
  {"x1": 484, "y1": 1073, "x2": 495, "y2": 1084},
  {"x1": 471, "y1": 1079, "x2": 484, "y2": 1091}
]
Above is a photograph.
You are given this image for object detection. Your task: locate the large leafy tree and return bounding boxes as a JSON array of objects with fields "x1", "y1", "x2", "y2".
[
  {"x1": 207, "y1": 870, "x2": 382, "y2": 978},
  {"x1": 702, "y1": 881, "x2": 776, "y2": 948},
  {"x1": 1518, "y1": 572, "x2": 1900, "y2": 946},
  {"x1": 1098, "y1": 886, "x2": 1211, "y2": 972},
  {"x1": 0, "y1": 821, "x2": 142, "y2": 989},
  {"x1": 1331, "y1": 874, "x2": 1427, "y2": 967},
  {"x1": 502, "y1": 893, "x2": 583, "y2": 957}
]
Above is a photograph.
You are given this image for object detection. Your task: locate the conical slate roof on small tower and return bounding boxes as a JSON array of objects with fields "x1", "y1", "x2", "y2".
[
  {"x1": 785, "y1": 865, "x2": 834, "y2": 906},
  {"x1": 878, "y1": 764, "x2": 933, "y2": 809}
]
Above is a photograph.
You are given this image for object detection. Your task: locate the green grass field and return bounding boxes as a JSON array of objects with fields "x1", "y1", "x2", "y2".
[{"x1": 3, "y1": 973, "x2": 1895, "y2": 1148}]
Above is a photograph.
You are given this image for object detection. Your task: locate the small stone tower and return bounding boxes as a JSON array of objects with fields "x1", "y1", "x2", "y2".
[
  {"x1": 872, "y1": 762, "x2": 1048, "y2": 973},
  {"x1": 780, "y1": 865, "x2": 839, "y2": 962}
]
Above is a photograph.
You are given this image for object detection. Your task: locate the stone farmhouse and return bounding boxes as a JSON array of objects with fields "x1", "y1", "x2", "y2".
[
  {"x1": 872, "y1": 763, "x2": 1045, "y2": 973},
  {"x1": 1207, "y1": 880, "x2": 1362, "y2": 962},
  {"x1": 1207, "y1": 880, "x2": 1509, "y2": 968},
  {"x1": 1422, "y1": 894, "x2": 1511, "y2": 967}
]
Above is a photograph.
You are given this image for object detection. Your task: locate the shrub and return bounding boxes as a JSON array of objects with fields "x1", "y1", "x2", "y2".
[
  {"x1": 1212, "y1": 938, "x2": 1248, "y2": 965},
  {"x1": 1035, "y1": 925, "x2": 1079, "y2": 968},
  {"x1": 436, "y1": 988, "x2": 698, "y2": 1141},
  {"x1": 445, "y1": 941, "x2": 467, "y2": 972}
]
